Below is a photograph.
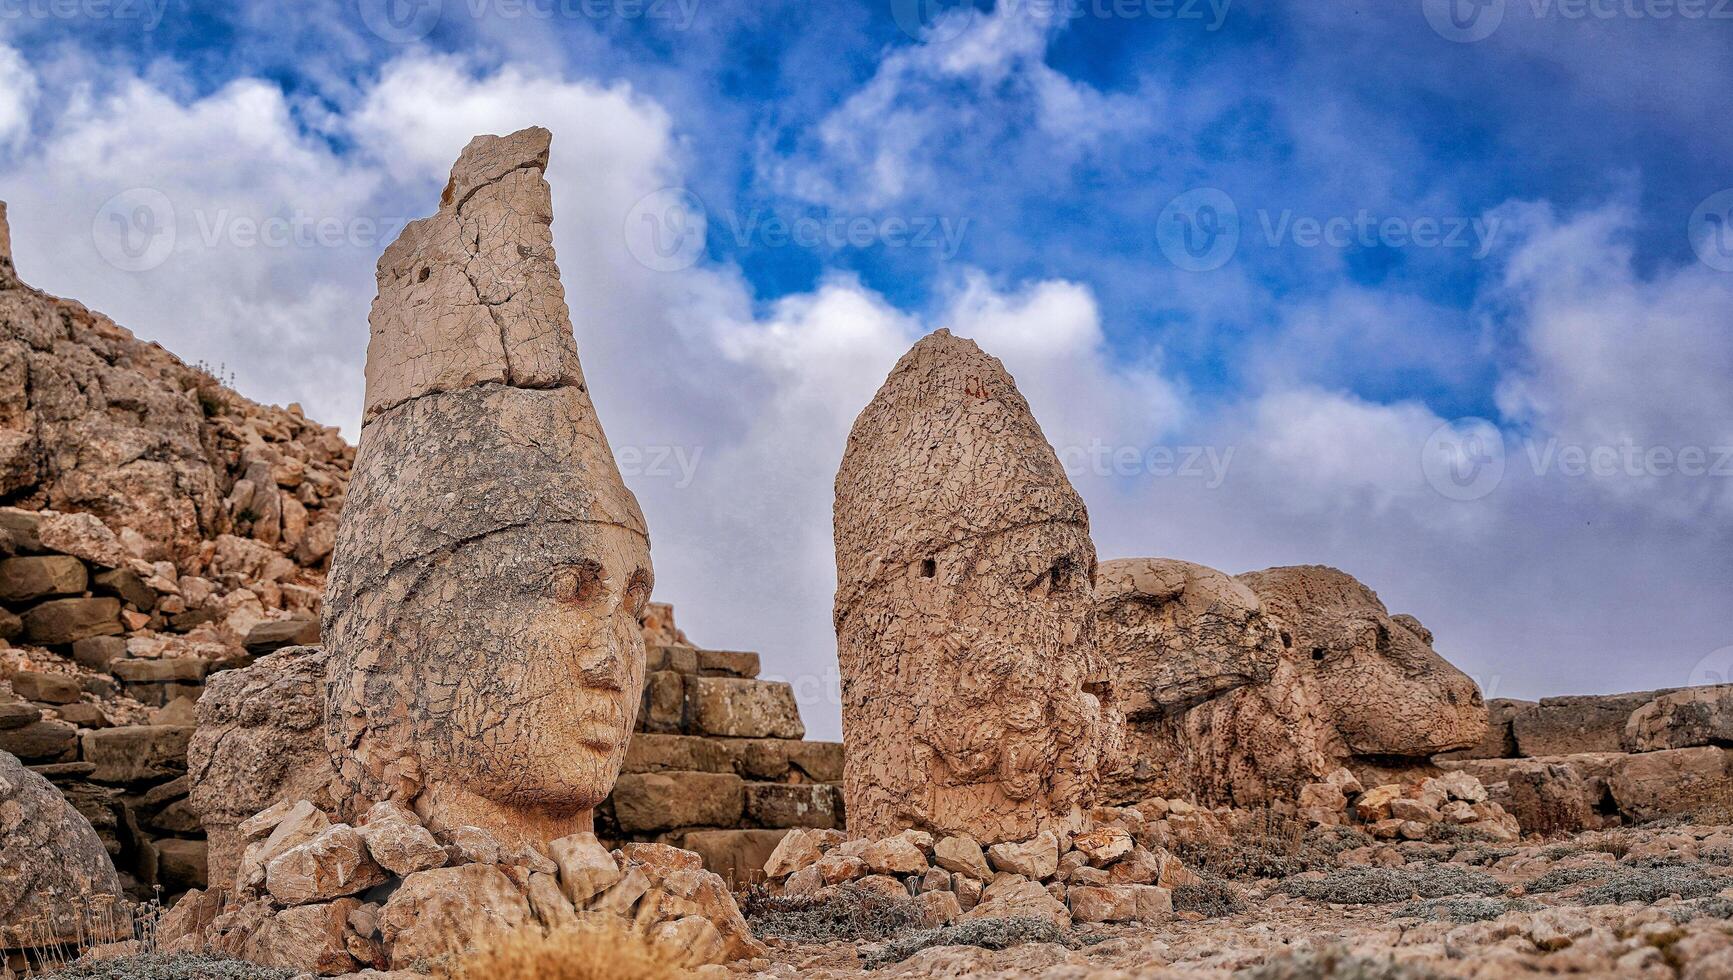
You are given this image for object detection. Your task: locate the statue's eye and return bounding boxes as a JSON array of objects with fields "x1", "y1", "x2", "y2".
[
  {"x1": 551, "y1": 561, "x2": 607, "y2": 604},
  {"x1": 625, "y1": 568, "x2": 652, "y2": 617}
]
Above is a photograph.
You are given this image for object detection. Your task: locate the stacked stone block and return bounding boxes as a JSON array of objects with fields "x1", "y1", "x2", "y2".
[
  {"x1": 1439, "y1": 685, "x2": 1733, "y2": 833},
  {"x1": 599, "y1": 640, "x2": 845, "y2": 885}
]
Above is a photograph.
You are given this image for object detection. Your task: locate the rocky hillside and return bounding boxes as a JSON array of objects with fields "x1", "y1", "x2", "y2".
[{"x1": 0, "y1": 198, "x2": 351, "y2": 901}]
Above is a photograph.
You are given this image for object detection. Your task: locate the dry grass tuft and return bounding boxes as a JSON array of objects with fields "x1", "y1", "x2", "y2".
[{"x1": 439, "y1": 920, "x2": 682, "y2": 980}]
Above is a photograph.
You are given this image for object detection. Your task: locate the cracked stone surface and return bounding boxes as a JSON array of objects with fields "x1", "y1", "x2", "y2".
[
  {"x1": 1094, "y1": 558, "x2": 1285, "y2": 806},
  {"x1": 1097, "y1": 562, "x2": 1487, "y2": 808},
  {"x1": 324, "y1": 127, "x2": 653, "y2": 851},
  {"x1": 1, "y1": 748, "x2": 123, "y2": 944},
  {"x1": 832, "y1": 329, "x2": 1109, "y2": 845}
]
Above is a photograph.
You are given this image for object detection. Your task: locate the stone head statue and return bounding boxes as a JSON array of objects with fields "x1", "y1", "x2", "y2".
[
  {"x1": 1093, "y1": 560, "x2": 1485, "y2": 808},
  {"x1": 324, "y1": 128, "x2": 652, "y2": 850},
  {"x1": 1095, "y1": 558, "x2": 1281, "y2": 720},
  {"x1": 1238, "y1": 565, "x2": 1485, "y2": 758},
  {"x1": 833, "y1": 329, "x2": 1109, "y2": 844}
]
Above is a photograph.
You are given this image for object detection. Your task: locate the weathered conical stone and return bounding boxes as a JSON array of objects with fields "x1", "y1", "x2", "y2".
[
  {"x1": 324, "y1": 128, "x2": 654, "y2": 851},
  {"x1": 833, "y1": 329, "x2": 1109, "y2": 844}
]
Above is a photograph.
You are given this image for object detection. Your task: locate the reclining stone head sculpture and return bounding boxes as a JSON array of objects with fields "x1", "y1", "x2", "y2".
[
  {"x1": 1094, "y1": 558, "x2": 1285, "y2": 802},
  {"x1": 1239, "y1": 564, "x2": 1485, "y2": 758},
  {"x1": 833, "y1": 329, "x2": 1110, "y2": 844},
  {"x1": 1096, "y1": 561, "x2": 1486, "y2": 807},
  {"x1": 323, "y1": 127, "x2": 653, "y2": 850}
]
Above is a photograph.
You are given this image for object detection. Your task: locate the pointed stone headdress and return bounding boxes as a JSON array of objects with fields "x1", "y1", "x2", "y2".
[{"x1": 324, "y1": 128, "x2": 653, "y2": 848}]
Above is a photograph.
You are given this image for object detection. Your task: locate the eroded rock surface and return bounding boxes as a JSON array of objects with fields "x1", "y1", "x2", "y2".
[
  {"x1": 1095, "y1": 558, "x2": 1283, "y2": 804},
  {"x1": 0, "y1": 749, "x2": 123, "y2": 944},
  {"x1": 1100, "y1": 562, "x2": 1487, "y2": 807},
  {"x1": 323, "y1": 127, "x2": 653, "y2": 852},
  {"x1": 833, "y1": 329, "x2": 1109, "y2": 844}
]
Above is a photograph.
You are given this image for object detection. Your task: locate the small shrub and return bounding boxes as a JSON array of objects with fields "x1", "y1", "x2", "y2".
[
  {"x1": 740, "y1": 883, "x2": 926, "y2": 942},
  {"x1": 863, "y1": 916, "x2": 1062, "y2": 967},
  {"x1": 1675, "y1": 897, "x2": 1733, "y2": 922},
  {"x1": 1540, "y1": 844, "x2": 1583, "y2": 861},
  {"x1": 1527, "y1": 861, "x2": 1723, "y2": 905},
  {"x1": 38, "y1": 953, "x2": 298, "y2": 980},
  {"x1": 1393, "y1": 896, "x2": 1535, "y2": 923},
  {"x1": 1526, "y1": 865, "x2": 1614, "y2": 894},
  {"x1": 440, "y1": 920, "x2": 679, "y2": 980},
  {"x1": 1279, "y1": 864, "x2": 1502, "y2": 905},
  {"x1": 1176, "y1": 825, "x2": 1372, "y2": 882},
  {"x1": 1234, "y1": 943, "x2": 1449, "y2": 979},
  {"x1": 1174, "y1": 878, "x2": 1250, "y2": 917},
  {"x1": 1575, "y1": 865, "x2": 1722, "y2": 906},
  {"x1": 1454, "y1": 846, "x2": 1517, "y2": 867}
]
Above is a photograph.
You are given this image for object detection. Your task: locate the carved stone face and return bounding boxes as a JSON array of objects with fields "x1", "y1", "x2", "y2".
[
  {"x1": 395, "y1": 525, "x2": 651, "y2": 816},
  {"x1": 832, "y1": 329, "x2": 1110, "y2": 844},
  {"x1": 1243, "y1": 566, "x2": 1486, "y2": 758},
  {"x1": 898, "y1": 524, "x2": 1105, "y2": 811}
]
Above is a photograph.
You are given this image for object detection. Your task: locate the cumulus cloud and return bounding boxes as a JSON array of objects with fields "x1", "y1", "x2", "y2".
[{"x1": 0, "y1": 45, "x2": 37, "y2": 149}]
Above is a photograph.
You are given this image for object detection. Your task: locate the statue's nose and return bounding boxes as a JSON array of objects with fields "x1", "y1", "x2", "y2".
[{"x1": 576, "y1": 639, "x2": 626, "y2": 691}]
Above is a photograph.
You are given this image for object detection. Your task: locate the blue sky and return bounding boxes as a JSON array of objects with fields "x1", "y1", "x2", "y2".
[{"x1": 1, "y1": 0, "x2": 1730, "y2": 739}]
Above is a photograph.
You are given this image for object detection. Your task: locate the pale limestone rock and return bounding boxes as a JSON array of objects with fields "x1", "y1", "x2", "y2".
[
  {"x1": 1071, "y1": 827, "x2": 1134, "y2": 868},
  {"x1": 933, "y1": 835, "x2": 992, "y2": 881},
  {"x1": 324, "y1": 128, "x2": 653, "y2": 852},
  {"x1": 987, "y1": 831, "x2": 1060, "y2": 879},
  {"x1": 355, "y1": 802, "x2": 446, "y2": 877},
  {"x1": 237, "y1": 800, "x2": 329, "y2": 892},
  {"x1": 860, "y1": 835, "x2": 928, "y2": 875},
  {"x1": 240, "y1": 899, "x2": 359, "y2": 975},
  {"x1": 189, "y1": 646, "x2": 340, "y2": 889},
  {"x1": 762, "y1": 827, "x2": 837, "y2": 879},
  {"x1": 833, "y1": 329, "x2": 1109, "y2": 845},
  {"x1": 960, "y1": 878, "x2": 1070, "y2": 928},
  {"x1": 1096, "y1": 558, "x2": 1282, "y2": 803},
  {"x1": 1626, "y1": 685, "x2": 1733, "y2": 752},
  {"x1": 549, "y1": 831, "x2": 620, "y2": 906},
  {"x1": 1103, "y1": 561, "x2": 1487, "y2": 808},
  {"x1": 378, "y1": 864, "x2": 533, "y2": 966},
  {"x1": 0, "y1": 750, "x2": 123, "y2": 943},
  {"x1": 265, "y1": 823, "x2": 388, "y2": 905},
  {"x1": 525, "y1": 871, "x2": 577, "y2": 930}
]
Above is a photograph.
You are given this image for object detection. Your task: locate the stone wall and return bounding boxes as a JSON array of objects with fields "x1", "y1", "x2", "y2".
[
  {"x1": 0, "y1": 508, "x2": 337, "y2": 902},
  {"x1": 600, "y1": 610, "x2": 845, "y2": 885},
  {"x1": 1438, "y1": 685, "x2": 1733, "y2": 833}
]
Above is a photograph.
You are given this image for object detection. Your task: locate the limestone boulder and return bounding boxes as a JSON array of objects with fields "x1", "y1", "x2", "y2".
[
  {"x1": 188, "y1": 645, "x2": 339, "y2": 888},
  {"x1": 379, "y1": 864, "x2": 534, "y2": 966},
  {"x1": 355, "y1": 801, "x2": 446, "y2": 877},
  {"x1": 1513, "y1": 691, "x2": 1669, "y2": 757},
  {"x1": 1608, "y1": 747, "x2": 1733, "y2": 823},
  {"x1": 684, "y1": 677, "x2": 804, "y2": 739},
  {"x1": 833, "y1": 329, "x2": 1109, "y2": 844},
  {"x1": 1625, "y1": 685, "x2": 1733, "y2": 752},
  {"x1": 265, "y1": 823, "x2": 388, "y2": 905},
  {"x1": 0, "y1": 750, "x2": 123, "y2": 943}
]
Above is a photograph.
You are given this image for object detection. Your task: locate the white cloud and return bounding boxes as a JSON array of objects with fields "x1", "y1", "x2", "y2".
[{"x1": 0, "y1": 44, "x2": 39, "y2": 149}]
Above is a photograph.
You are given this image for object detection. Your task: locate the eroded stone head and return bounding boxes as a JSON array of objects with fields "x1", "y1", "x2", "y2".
[
  {"x1": 1096, "y1": 558, "x2": 1281, "y2": 720},
  {"x1": 1238, "y1": 565, "x2": 1486, "y2": 757},
  {"x1": 324, "y1": 128, "x2": 652, "y2": 849},
  {"x1": 833, "y1": 329, "x2": 1108, "y2": 844}
]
